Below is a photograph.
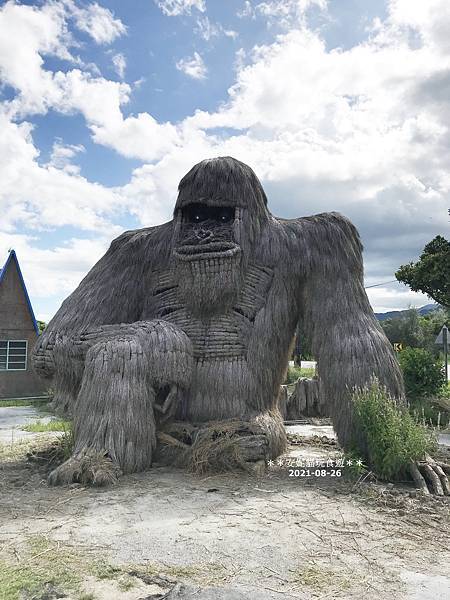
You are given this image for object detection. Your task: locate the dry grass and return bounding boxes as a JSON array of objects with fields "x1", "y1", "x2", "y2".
[
  {"x1": 158, "y1": 420, "x2": 260, "y2": 475},
  {"x1": 189, "y1": 422, "x2": 249, "y2": 475},
  {"x1": 292, "y1": 564, "x2": 353, "y2": 593}
]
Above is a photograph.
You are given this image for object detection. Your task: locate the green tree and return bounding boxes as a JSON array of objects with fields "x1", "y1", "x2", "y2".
[
  {"x1": 37, "y1": 321, "x2": 47, "y2": 334},
  {"x1": 395, "y1": 235, "x2": 450, "y2": 307},
  {"x1": 398, "y1": 347, "x2": 445, "y2": 399},
  {"x1": 380, "y1": 307, "x2": 449, "y2": 355},
  {"x1": 419, "y1": 307, "x2": 450, "y2": 354},
  {"x1": 381, "y1": 308, "x2": 425, "y2": 348}
]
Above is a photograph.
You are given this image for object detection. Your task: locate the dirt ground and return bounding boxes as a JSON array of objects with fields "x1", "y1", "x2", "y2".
[{"x1": 0, "y1": 432, "x2": 449, "y2": 600}]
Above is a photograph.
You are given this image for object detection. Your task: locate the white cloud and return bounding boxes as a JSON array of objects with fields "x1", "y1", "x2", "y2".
[
  {"x1": 0, "y1": 113, "x2": 124, "y2": 234},
  {"x1": 194, "y1": 16, "x2": 238, "y2": 41},
  {"x1": 0, "y1": 1, "x2": 74, "y2": 115},
  {"x1": 91, "y1": 111, "x2": 181, "y2": 162},
  {"x1": 366, "y1": 286, "x2": 432, "y2": 315},
  {"x1": 70, "y1": 1, "x2": 126, "y2": 44},
  {"x1": 237, "y1": 1, "x2": 254, "y2": 19},
  {"x1": 384, "y1": 0, "x2": 450, "y2": 55},
  {"x1": 114, "y1": 0, "x2": 448, "y2": 313},
  {"x1": 112, "y1": 52, "x2": 126, "y2": 79},
  {"x1": 0, "y1": 1, "x2": 125, "y2": 119},
  {"x1": 176, "y1": 51, "x2": 207, "y2": 79},
  {"x1": 48, "y1": 139, "x2": 85, "y2": 174},
  {"x1": 238, "y1": 0, "x2": 328, "y2": 26},
  {"x1": 155, "y1": 0, "x2": 206, "y2": 17},
  {"x1": 0, "y1": 233, "x2": 112, "y2": 301},
  {"x1": 1, "y1": 0, "x2": 449, "y2": 315}
]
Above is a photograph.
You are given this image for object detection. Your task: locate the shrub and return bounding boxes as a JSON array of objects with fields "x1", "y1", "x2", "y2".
[
  {"x1": 398, "y1": 347, "x2": 445, "y2": 399},
  {"x1": 353, "y1": 380, "x2": 436, "y2": 480}
]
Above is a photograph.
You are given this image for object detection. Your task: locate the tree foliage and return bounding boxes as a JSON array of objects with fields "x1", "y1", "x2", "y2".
[
  {"x1": 398, "y1": 347, "x2": 445, "y2": 399},
  {"x1": 395, "y1": 235, "x2": 450, "y2": 307},
  {"x1": 380, "y1": 307, "x2": 449, "y2": 354}
]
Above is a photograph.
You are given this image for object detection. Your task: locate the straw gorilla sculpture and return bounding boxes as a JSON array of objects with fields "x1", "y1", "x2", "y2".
[{"x1": 33, "y1": 157, "x2": 448, "y2": 493}]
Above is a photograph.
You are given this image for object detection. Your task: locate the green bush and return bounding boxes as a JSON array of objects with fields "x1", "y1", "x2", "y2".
[
  {"x1": 398, "y1": 347, "x2": 445, "y2": 399},
  {"x1": 353, "y1": 380, "x2": 436, "y2": 480}
]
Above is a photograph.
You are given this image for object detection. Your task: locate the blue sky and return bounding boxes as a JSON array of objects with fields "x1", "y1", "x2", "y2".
[{"x1": 0, "y1": 0, "x2": 448, "y2": 321}]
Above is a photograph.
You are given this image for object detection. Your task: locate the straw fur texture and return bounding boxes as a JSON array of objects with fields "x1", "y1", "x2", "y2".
[{"x1": 33, "y1": 156, "x2": 404, "y2": 482}]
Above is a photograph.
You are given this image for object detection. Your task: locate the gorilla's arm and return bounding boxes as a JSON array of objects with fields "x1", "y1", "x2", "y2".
[
  {"x1": 32, "y1": 225, "x2": 167, "y2": 378},
  {"x1": 283, "y1": 212, "x2": 404, "y2": 453}
]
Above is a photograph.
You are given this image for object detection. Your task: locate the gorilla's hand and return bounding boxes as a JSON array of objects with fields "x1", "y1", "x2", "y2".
[{"x1": 154, "y1": 384, "x2": 184, "y2": 425}]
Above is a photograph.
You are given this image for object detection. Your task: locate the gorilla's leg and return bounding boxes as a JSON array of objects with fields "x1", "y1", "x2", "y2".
[
  {"x1": 250, "y1": 409, "x2": 287, "y2": 460},
  {"x1": 47, "y1": 321, "x2": 194, "y2": 485},
  {"x1": 48, "y1": 336, "x2": 156, "y2": 485}
]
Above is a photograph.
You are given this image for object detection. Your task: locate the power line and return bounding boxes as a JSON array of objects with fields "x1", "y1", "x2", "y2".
[{"x1": 365, "y1": 280, "x2": 398, "y2": 289}]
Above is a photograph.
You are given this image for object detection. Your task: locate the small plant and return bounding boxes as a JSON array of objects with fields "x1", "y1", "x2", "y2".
[
  {"x1": 339, "y1": 451, "x2": 368, "y2": 481},
  {"x1": 398, "y1": 347, "x2": 445, "y2": 399},
  {"x1": 352, "y1": 380, "x2": 436, "y2": 480}
]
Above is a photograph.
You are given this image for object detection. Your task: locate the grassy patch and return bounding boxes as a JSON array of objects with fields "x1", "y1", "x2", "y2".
[
  {"x1": 0, "y1": 399, "x2": 50, "y2": 408},
  {"x1": 129, "y1": 561, "x2": 227, "y2": 587},
  {"x1": 0, "y1": 429, "x2": 74, "y2": 465},
  {"x1": 0, "y1": 536, "x2": 83, "y2": 600},
  {"x1": 0, "y1": 531, "x2": 229, "y2": 600},
  {"x1": 90, "y1": 559, "x2": 227, "y2": 593},
  {"x1": 21, "y1": 419, "x2": 71, "y2": 433},
  {"x1": 0, "y1": 437, "x2": 48, "y2": 462},
  {"x1": 284, "y1": 366, "x2": 316, "y2": 384},
  {"x1": 1, "y1": 538, "x2": 141, "y2": 600}
]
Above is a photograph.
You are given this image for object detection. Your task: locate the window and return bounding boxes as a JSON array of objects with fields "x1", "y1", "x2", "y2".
[{"x1": 0, "y1": 340, "x2": 27, "y2": 371}]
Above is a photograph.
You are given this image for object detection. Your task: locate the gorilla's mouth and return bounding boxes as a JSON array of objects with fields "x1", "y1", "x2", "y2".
[{"x1": 173, "y1": 241, "x2": 240, "y2": 261}]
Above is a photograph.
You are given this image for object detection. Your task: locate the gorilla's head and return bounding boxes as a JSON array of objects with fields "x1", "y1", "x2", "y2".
[{"x1": 172, "y1": 157, "x2": 270, "y2": 315}]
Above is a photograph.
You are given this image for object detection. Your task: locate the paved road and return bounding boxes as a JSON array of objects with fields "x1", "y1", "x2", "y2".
[{"x1": 0, "y1": 406, "x2": 52, "y2": 443}]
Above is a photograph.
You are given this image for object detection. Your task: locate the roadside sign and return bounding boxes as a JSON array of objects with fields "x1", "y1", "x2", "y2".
[
  {"x1": 435, "y1": 325, "x2": 448, "y2": 345},
  {"x1": 393, "y1": 343, "x2": 403, "y2": 352}
]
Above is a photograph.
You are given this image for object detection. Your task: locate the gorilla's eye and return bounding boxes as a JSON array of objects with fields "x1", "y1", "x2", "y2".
[
  {"x1": 184, "y1": 203, "x2": 208, "y2": 223},
  {"x1": 211, "y1": 206, "x2": 234, "y2": 223}
]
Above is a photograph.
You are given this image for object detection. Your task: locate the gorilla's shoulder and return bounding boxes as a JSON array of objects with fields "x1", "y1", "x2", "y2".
[
  {"x1": 276, "y1": 212, "x2": 363, "y2": 266},
  {"x1": 279, "y1": 211, "x2": 356, "y2": 231},
  {"x1": 109, "y1": 221, "x2": 174, "y2": 252},
  {"x1": 280, "y1": 211, "x2": 361, "y2": 247}
]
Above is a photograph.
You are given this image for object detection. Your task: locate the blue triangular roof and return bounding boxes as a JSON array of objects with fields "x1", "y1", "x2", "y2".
[{"x1": 0, "y1": 250, "x2": 39, "y2": 335}]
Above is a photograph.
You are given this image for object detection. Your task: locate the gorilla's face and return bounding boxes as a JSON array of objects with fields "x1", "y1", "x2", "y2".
[
  {"x1": 172, "y1": 201, "x2": 243, "y2": 316},
  {"x1": 173, "y1": 202, "x2": 240, "y2": 261}
]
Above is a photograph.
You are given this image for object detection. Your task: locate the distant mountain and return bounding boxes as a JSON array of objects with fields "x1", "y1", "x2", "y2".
[{"x1": 375, "y1": 304, "x2": 441, "y2": 321}]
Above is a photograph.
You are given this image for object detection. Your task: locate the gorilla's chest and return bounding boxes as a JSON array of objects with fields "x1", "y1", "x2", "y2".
[{"x1": 142, "y1": 264, "x2": 274, "y2": 359}]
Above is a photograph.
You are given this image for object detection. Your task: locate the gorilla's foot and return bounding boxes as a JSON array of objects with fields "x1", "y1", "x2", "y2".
[
  {"x1": 48, "y1": 450, "x2": 122, "y2": 487},
  {"x1": 409, "y1": 454, "x2": 450, "y2": 496}
]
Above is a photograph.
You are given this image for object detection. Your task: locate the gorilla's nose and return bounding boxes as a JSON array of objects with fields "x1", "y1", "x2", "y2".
[{"x1": 195, "y1": 228, "x2": 213, "y2": 241}]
